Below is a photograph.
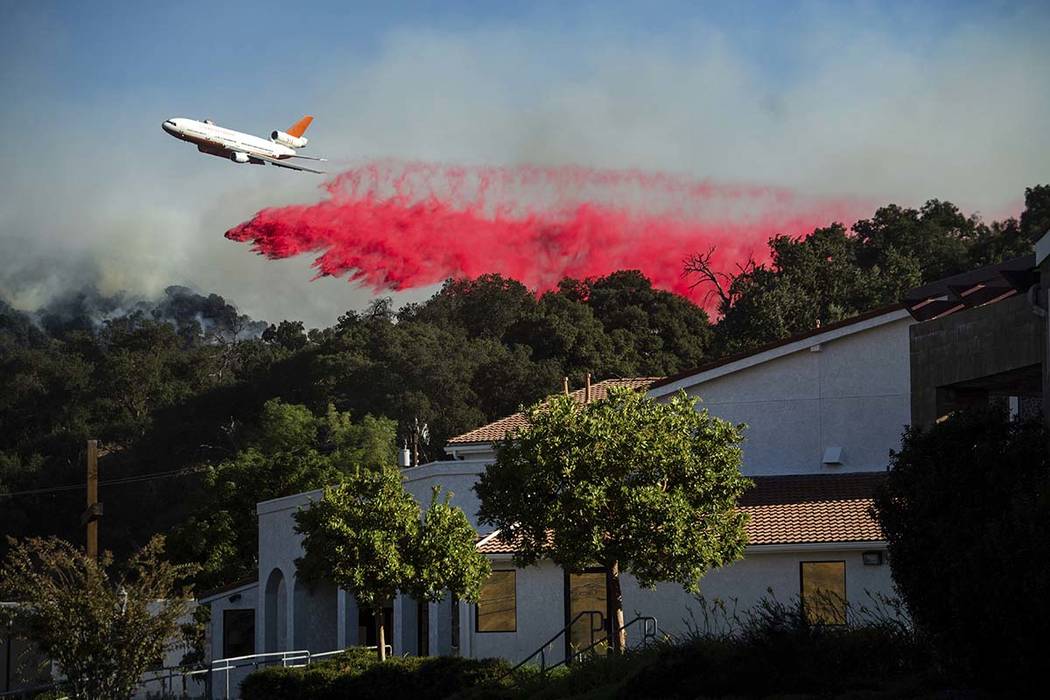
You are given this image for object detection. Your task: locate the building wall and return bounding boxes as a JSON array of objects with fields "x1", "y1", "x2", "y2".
[
  {"x1": 204, "y1": 587, "x2": 257, "y2": 699},
  {"x1": 256, "y1": 490, "x2": 342, "y2": 655},
  {"x1": 248, "y1": 314, "x2": 909, "y2": 667},
  {"x1": 464, "y1": 560, "x2": 567, "y2": 664},
  {"x1": 680, "y1": 316, "x2": 912, "y2": 475},
  {"x1": 466, "y1": 546, "x2": 894, "y2": 666},
  {"x1": 402, "y1": 461, "x2": 489, "y2": 528},
  {"x1": 910, "y1": 294, "x2": 1045, "y2": 427}
]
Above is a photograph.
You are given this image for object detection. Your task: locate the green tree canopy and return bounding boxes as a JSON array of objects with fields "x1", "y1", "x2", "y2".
[
  {"x1": 699, "y1": 190, "x2": 1050, "y2": 356},
  {"x1": 294, "y1": 466, "x2": 489, "y2": 661},
  {"x1": 169, "y1": 399, "x2": 397, "y2": 590},
  {"x1": 475, "y1": 387, "x2": 751, "y2": 650}
]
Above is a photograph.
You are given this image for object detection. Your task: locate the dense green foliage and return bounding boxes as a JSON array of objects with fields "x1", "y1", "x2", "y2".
[
  {"x1": 615, "y1": 595, "x2": 929, "y2": 699},
  {"x1": 873, "y1": 406, "x2": 1050, "y2": 691},
  {"x1": 0, "y1": 271, "x2": 709, "y2": 575},
  {"x1": 476, "y1": 388, "x2": 750, "y2": 647},
  {"x1": 294, "y1": 469, "x2": 489, "y2": 660},
  {"x1": 169, "y1": 399, "x2": 397, "y2": 590},
  {"x1": 0, "y1": 535, "x2": 196, "y2": 700},
  {"x1": 705, "y1": 186, "x2": 1050, "y2": 355},
  {"x1": 0, "y1": 186, "x2": 1046, "y2": 581},
  {"x1": 240, "y1": 647, "x2": 511, "y2": 700}
]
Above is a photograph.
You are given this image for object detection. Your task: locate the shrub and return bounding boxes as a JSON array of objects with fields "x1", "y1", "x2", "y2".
[
  {"x1": 239, "y1": 665, "x2": 335, "y2": 700},
  {"x1": 240, "y1": 649, "x2": 512, "y2": 700},
  {"x1": 618, "y1": 594, "x2": 932, "y2": 698},
  {"x1": 874, "y1": 406, "x2": 1050, "y2": 690}
]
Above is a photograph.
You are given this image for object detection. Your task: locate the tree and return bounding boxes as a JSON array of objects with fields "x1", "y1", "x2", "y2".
[
  {"x1": 703, "y1": 224, "x2": 911, "y2": 356},
  {"x1": 1019, "y1": 185, "x2": 1050, "y2": 244},
  {"x1": 400, "y1": 274, "x2": 538, "y2": 340},
  {"x1": 576, "y1": 270, "x2": 714, "y2": 375},
  {"x1": 0, "y1": 535, "x2": 197, "y2": 700},
  {"x1": 169, "y1": 399, "x2": 397, "y2": 590},
  {"x1": 475, "y1": 387, "x2": 751, "y2": 652},
  {"x1": 697, "y1": 190, "x2": 1050, "y2": 357},
  {"x1": 873, "y1": 406, "x2": 1050, "y2": 690},
  {"x1": 294, "y1": 465, "x2": 489, "y2": 661}
]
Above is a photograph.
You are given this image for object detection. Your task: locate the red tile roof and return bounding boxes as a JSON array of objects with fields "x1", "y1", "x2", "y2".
[
  {"x1": 475, "y1": 472, "x2": 886, "y2": 553},
  {"x1": 739, "y1": 473, "x2": 886, "y2": 545},
  {"x1": 447, "y1": 377, "x2": 661, "y2": 446}
]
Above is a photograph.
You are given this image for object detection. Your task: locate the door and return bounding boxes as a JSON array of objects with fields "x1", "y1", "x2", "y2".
[
  {"x1": 357, "y1": 606, "x2": 394, "y2": 649},
  {"x1": 566, "y1": 569, "x2": 608, "y2": 658}
]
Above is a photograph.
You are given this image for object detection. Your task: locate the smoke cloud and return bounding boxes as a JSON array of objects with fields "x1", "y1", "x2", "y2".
[
  {"x1": 2, "y1": 4, "x2": 1048, "y2": 325},
  {"x1": 227, "y1": 160, "x2": 866, "y2": 304},
  {"x1": 30, "y1": 285, "x2": 267, "y2": 340}
]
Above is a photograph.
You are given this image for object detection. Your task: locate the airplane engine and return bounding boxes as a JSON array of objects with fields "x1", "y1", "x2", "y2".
[
  {"x1": 230, "y1": 152, "x2": 251, "y2": 164},
  {"x1": 271, "y1": 130, "x2": 308, "y2": 149}
]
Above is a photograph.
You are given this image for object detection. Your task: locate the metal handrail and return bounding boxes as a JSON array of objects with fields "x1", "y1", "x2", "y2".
[
  {"x1": 569, "y1": 615, "x2": 658, "y2": 662},
  {"x1": 136, "y1": 665, "x2": 208, "y2": 698},
  {"x1": 209, "y1": 645, "x2": 392, "y2": 699},
  {"x1": 309, "y1": 645, "x2": 392, "y2": 662},
  {"x1": 506, "y1": 614, "x2": 660, "y2": 684},
  {"x1": 505, "y1": 610, "x2": 605, "y2": 677}
]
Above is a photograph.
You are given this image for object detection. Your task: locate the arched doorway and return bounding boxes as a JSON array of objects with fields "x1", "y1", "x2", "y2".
[{"x1": 264, "y1": 568, "x2": 288, "y2": 652}]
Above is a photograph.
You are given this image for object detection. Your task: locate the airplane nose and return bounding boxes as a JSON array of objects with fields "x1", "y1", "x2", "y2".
[{"x1": 162, "y1": 120, "x2": 176, "y2": 134}]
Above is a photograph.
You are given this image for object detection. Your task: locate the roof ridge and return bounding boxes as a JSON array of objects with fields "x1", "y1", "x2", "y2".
[
  {"x1": 447, "y1": 376, "x2": 661, "y2": 446},
  {"x1": 650, "y1": 304, "x2": 906, "y2": 392}
]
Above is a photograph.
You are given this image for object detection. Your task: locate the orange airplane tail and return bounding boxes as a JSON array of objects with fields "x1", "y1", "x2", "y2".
[{"x1": 286, "y1": 115, "x2": 314, "y2": 138}]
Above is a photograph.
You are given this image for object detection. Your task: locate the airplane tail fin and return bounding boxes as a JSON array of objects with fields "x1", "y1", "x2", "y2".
[{"x1": 286, "y1": 115, "x2": 314, "y2": 138}]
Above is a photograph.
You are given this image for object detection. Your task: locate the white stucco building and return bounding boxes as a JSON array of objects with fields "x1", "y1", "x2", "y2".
[{"x1": 202, "y1": 305, "x2": 913, "y2": 694}]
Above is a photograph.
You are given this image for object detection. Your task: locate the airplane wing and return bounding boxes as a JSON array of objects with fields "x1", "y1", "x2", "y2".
[
  {"x1": 289, "y1": 154, "x2": 328, "y2": 162},
  {"x1": 250, "y1": 153, "x2": 325, "y2": 174}
]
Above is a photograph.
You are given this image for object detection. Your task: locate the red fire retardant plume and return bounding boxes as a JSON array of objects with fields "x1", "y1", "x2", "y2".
[{"x1": 226, "y1": 160, "x2": 867, "y2": 306}]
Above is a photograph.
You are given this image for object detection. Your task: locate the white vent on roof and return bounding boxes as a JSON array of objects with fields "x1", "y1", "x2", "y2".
[{"x1": 822, "y1": 446, "x2": 843, "y2": 466}]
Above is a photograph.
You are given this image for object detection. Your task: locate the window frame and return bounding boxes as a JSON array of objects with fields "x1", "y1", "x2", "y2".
[
  {"x1": 799, "y1": 560, "x2": 848, "y2": 626},
  {"x1": 474, "y1": 569, "x2": 517, "y2": 633}
]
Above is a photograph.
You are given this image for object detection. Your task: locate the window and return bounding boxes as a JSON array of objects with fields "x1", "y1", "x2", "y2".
[
  {"x1": 222, "y1": 609, "x2": 255, "y2": 659},
  {"x1": 800, "y1": 561, "x2": 847, "y2": 625},
  {"x1": 568, "y1": 570, "x2": 608, "y2": 654},
  {"x1": 476, "y1": 570, "x2": 517, "y2": 632}
]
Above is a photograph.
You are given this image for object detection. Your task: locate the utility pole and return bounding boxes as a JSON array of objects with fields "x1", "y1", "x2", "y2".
[{"x1": 83, "y1": 440, "x2": 102, "y2": 559}]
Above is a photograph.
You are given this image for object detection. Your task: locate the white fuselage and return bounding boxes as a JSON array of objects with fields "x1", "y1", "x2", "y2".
[{"x1": 162, "y1": 117, "x2": 296, "y2": 161}]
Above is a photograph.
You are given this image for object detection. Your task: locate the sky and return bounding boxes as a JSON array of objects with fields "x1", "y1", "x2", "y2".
[{"x1": 1, "y1": 0, "x2": 1048, "y2": 327}]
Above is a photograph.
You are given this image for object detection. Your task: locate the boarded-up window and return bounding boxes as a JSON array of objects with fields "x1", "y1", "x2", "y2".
[
  {"x1": 800, "y1": 561, "x2": 847, "y2": 625},
  {"x1": 476, "y1": 570, "x2": 516, "y2": 632},
  {"x1": 569, "y1": 571, "x2": 608, "y2": 654}
]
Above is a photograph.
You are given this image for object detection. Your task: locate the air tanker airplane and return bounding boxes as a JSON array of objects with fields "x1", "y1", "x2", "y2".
[{"x1": 162, "y1": 115, "x2": 326, "y2": 173}]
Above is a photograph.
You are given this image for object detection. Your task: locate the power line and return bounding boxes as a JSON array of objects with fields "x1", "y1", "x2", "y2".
[{"x1": 0, "y1": 466, "x2": 206, "y2": 499}]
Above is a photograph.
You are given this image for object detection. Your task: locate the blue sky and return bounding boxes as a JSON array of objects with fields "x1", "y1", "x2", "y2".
[
  {"x1": 2, "y1": 1, "x2": 1048, "y2": 325},
  {"x1": 6, "y1": 1, "x2": 1035, "y2": 101}
]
